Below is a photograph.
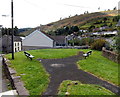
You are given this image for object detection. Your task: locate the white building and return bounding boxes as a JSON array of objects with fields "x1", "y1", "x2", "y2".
[
  {"x1": 14, "y1": 41, "x2": 22, "y2": 52},
  {"x1": 22, "y1": 30, "x2": 66, "y2": 50},
  {"x1": 23, "y1": 30, "x2": 54, "y2": 47}
]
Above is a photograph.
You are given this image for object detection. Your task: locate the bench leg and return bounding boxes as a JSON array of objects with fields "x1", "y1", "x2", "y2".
[{"x1": 30, "y1": 58, "x2": 32, "y2": 60}]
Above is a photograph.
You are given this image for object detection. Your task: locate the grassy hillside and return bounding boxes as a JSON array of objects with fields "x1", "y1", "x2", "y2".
[
  {"x1": 40, "y1": 10, "x2": 118, "y2": 32},
  {"x1": 19, "y1": 10, "x2": 119, "y2": 36},
  {"x1": 19, "y1": 27, "x2": 38, "y2": 36}
]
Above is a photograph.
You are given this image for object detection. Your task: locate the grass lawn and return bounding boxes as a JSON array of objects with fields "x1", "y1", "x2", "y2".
[
  {"x1": 27, "y1": 49, "x2": 80, "y2": 59},
  {"x1": 5, "y1": 49, "x2": 80, "y2": 95},
  {"x1": 78, "y1": 49, "x2": 119, "y2": 86},
  {"x1": 58, "y1": 80, "x2": 115, "y2": 95},
  {"x1": 5, "y1": 49, "x2": 119, "y2": 95}
]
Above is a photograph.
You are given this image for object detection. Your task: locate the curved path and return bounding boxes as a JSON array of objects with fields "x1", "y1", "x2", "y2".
[{"x1": 38, "y1": 51, "x2": 120, "y2": 95}]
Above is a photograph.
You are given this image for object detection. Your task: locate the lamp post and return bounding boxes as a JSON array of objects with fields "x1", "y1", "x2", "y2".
[
  {"x1": 1, "y1": 15, "x2": 10, "y2": 54},
  {"x1": 11, "y1": 0, "x2": 14, "y2": 59}
]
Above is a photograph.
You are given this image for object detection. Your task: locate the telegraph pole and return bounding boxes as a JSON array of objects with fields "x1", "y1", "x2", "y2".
[{"x1": 11, "y1": 0, "x2": 14, "y2": 59}]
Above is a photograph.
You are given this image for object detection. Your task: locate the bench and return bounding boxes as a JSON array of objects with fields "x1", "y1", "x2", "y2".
[
  {"x1": 87, "y1": 50, "x2": 92, "y2": 55},
  {"x1": 83, "y1": 53, "x2": 89, "y2": 59},
  {"x1": 83, "y1": 50, "x2": 92, "y2": 59},
  {"x1": 24, "y1": 51, "x2": 34, "y2": 60}
]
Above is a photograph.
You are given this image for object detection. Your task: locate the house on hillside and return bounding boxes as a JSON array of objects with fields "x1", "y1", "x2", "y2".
[
  {"x1": 0, "y1": 35, "x2": 22, "y2": 53},
  {"x1": 22, "y1": 30, "x2": 66, "y2": 50},
  {"x1": 92, "y1": 31, "x2": 117, "y2": 36}
]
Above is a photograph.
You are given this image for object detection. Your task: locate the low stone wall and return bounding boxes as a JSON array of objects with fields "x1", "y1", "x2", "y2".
[
  {"x1": 102, "y1": 47, "x2": 119, "y2": 64},
  {"x1": 2, "y1": 57, "x2": 29, "y2": 95}
]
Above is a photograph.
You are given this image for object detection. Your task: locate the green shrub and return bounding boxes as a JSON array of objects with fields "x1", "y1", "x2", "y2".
[
  {"x1": 80, "y1": 38, "x2": 94, "y2": 45},
  {"x1": 91, "y1": 39, "x2": 106, "y2": 51}
]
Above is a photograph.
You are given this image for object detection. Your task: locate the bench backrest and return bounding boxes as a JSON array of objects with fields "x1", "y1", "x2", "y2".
[
  {"x1": 24, "y1": 51, "x2": 30, "y2": 56},
  {"x1": 87, "y1": 51, "x2": 92, "y2": 55}
]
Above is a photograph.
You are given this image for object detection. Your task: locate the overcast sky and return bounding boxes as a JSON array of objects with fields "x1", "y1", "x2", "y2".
[{"x1": 0, "y1": 0, "x2": 120, "y2": 28}]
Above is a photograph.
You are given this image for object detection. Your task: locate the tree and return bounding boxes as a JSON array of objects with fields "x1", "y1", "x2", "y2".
[
  {"x1": 47, "y1": 30, "x2": 56, "y2": 36},
  {"x1": 1, "y1": 26, "x2": 19, "y2": 36},
  {"x1": 88, "y1": 25, "x2": 95, "y2": 32},
  {"x1": 1, "y1": 27, "x2": 8, "y2": 35},
  {"x1": 113, "y1": 7, "x2": 117, "y2": 10},
  {"x1": 98, "y1": 7, "x2": 100, "y2": 10},
  {"x1": 109, "y1": 23, "x2": 113, "y2": 27},
  {"x1": 14, "y1": 26, "x2": 18, "y2": 36},
  {"x1": 70, "y1": 26, "x2": 79, "y2": 32},
  {"x1": 113, "y1": 15, "x2": 120, "y2": 22},
  {"x1": 73, "y1": 26, "x2": 79, "y2": 32},
  {"x1": 86, "y1": 11, "x2": 89, "y2": 14},
  {"x1": 103, "y1": 17, "x2": 107, "y2": 23}
]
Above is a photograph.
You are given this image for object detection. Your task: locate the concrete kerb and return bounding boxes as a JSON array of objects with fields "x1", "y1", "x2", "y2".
[{"x1": 2, "y1": 57, "x2": 29, "y2": 96}]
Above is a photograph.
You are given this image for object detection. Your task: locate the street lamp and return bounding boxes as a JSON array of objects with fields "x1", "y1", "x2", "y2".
[{"x1": 11, "y1": 0, "x2": 14, "y2": 59}]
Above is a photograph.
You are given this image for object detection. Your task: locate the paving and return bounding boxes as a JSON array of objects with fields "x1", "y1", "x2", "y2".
[
  {"x1": 2, "y1": 72, "x2": 8, "y2": 92},
  {"x1": 0, "y1": 54, "x2": 18, "y2": 96},
  {"x1": 0, "y1": 54, "x2": 8, "y2": 93},
  {"x1": 38, "y1": 51, "x2": 120, "y2": 95}
]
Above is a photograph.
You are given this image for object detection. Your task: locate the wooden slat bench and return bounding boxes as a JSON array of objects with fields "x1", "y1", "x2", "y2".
[{"x1": 24, "y1": 51, "x2": 34, "y2": 60}]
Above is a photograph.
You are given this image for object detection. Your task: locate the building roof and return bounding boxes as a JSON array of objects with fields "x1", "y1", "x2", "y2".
[
  {"x1": 0, "y1": 35, "x2": 22, "y2": 46},
  {"x1": 25, "y1": 29, "x2": 66, "y2": 44},
  {"x1": 23, "y1": 30, "x2": 53, "y2": 42},
  {"x1": 1, "y1": 35, "x2": 22, "y2": 41},
  {"x1": 39, "y1": 30, "x2": 66, "y2": 44},
  {"x1": 50, "y1": 36, "x2": 66, "y2": 44}
]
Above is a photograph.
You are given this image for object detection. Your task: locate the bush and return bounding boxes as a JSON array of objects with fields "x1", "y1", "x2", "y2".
[
  {"x1": 91, "y1": 39, "x2": 106, "y2": 51},
  {"x1": 116, "y1": 37, "x2": 120, "y2": 53},
  {"x1": 68, "y1": 39, "x2": 83, "y2": 46},
  {"x1": 81, "y1": 38, "x2": 94, "y2": 45}
]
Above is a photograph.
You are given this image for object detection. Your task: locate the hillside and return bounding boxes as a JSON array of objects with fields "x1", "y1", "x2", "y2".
[
  {"x1": 19, "y1": 10, "x2": 119, "y2": 36},
  {"x1": 40, "y1": 10, "x2": 118, "y2": 32}
]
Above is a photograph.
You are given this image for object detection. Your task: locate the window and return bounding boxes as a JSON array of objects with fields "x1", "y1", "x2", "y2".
[
  {"x1": 15, "y1": 43, "x2": 16, "y2": 46},
  {"x1": 15, "y1": 48, "x2": 17, "y2": 52},
  {"x1": 18, "y1": 47, "x2": 19, "y2": 51}
]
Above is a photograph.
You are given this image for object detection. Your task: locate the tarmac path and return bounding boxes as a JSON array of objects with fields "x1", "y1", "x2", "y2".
[{"x1": 38, "y1": 51, "x2": 120, "y2": 95}]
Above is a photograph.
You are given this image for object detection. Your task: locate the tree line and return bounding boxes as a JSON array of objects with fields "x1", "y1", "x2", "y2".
[
  {"x1": 1, "y1": 26, "x2": 19, "y2": 36},
  {"x1": 47, "y1": 26, "x2": 81, "y2": 36}
]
